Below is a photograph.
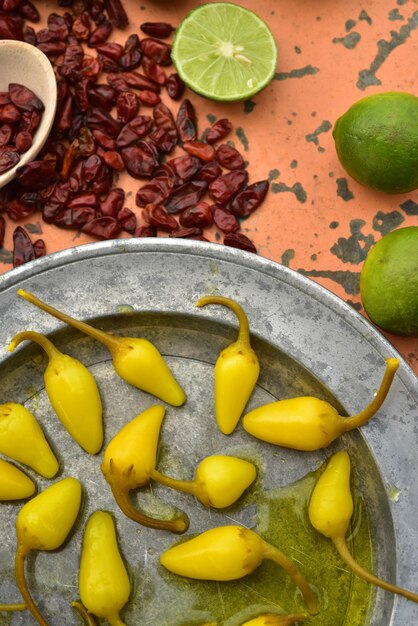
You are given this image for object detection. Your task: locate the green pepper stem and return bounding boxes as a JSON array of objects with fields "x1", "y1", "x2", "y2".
[
  {"x1": 15, "y1": 543, "x2": 50, "y2": 626},
  {"x1": 333, "y1": 535, "x2": 418, "y2": 604},
  {"x1": 17, "y1": 289, "x2": 122, "y2": 353},
  {"x1": 341, "y1": 358, "x2": 399, "y2": 432},
  {"x1": 261, "y1": 540, "x2": 318, "y2": 615},
  {"x1": 195, "y1": 296, "x2": 250, "y2": 346},
  {"x1": 111, "y1": 485, "x2": 189, "y2": 534},
  {"x1": 0, "y1": 602, "x2": 26, "y2": 612},
  {"x1": 8, "y1": 330, "x2": 61, "y2": 359},
  {"x1": 71, "y1": 600, "x2": 99, "y2": 625},
  {"x1": 150, "y1": 468, "x2": 197, "y2": 497}
]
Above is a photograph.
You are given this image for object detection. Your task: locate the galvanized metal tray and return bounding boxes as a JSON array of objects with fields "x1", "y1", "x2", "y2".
[{"x1": 0, "y1": 238, "x2": 417, "y2": 626}]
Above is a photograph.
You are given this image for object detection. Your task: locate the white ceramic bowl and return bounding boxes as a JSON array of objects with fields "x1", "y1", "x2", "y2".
[{"x1": 0, "y1": 39, "x2": 57, "y2": 189}]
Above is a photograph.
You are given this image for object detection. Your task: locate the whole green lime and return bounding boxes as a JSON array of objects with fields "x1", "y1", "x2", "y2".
[
  {"x1": 333, "y1": 92, "x2": 418, "y2": 194},
  {"x1": 360, "y1": 226, "x2": 418, "y2": 336}
]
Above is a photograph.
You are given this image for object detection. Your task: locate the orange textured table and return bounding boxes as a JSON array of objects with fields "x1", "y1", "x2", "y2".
[{"x1": 0, "y1": 0, "x2": 417, "y2": 373}]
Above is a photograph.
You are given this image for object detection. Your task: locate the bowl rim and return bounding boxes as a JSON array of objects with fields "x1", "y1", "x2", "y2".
[{"x1": 0, "y1": 39, "x2": 58, "y2": 189}]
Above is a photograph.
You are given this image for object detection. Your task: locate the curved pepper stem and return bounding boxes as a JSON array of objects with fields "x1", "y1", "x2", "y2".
[
  {"x1": 110, "y1": 483, "x2": 189, "y2": 535},
  {"x1": 333, "y1": 535, "x2": 418, "y2": 604},
  {"x1": 71, "y1": 601, "x2": 99, "y2": 626},
  {"x1": 17, "y1": 289, "x2": 121, "y2": 351},
  {"x1": 196, "y1": 295, "x2": 251, "y2": 345},
  {"x1": 15, "y1": 544, "x2": 50, "y2": 626},
  {"x1": 150, "y1": 468, "x2": 197, "y2": 497},
  {"x1": 8, "y1": 330, "x2": 62, "y2": 359},
  {"x1": 0, "y1": 602, "x2": 26, "y2": 612},
  {"x1": 340, "y1": 358, "x2": 399, "y2": 432},
  {"x1": 260, "y1": 540, "x2": 318, "y2": 615}
]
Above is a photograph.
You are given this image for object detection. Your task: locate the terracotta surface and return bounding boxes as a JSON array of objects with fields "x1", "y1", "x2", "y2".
[{"x1": 0, "y1": 0, "x2": 417, "y2": 373}]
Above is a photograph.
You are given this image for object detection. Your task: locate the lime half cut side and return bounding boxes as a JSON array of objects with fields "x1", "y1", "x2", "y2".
[{"x1": 171, "y1": 2, "x2": 278, "y2": 102}]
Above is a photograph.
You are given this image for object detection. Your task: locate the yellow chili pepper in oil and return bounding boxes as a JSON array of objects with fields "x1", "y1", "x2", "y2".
[
  {"x1": 14, "y1": 477, "x2": 82, "y2": 625},
  {"x1": 160, "y1": 525, "x2": 318, "y2": 614},
  {"x1": 0, "y1": 458, "x2": 35, "y2": 501},
  {"x1": 150, "y1": 454, "x2": 257, "y2": 508},
  {"x1": 8, "y1": 330, "x2": 103, "y2": 455},
  {"x1": 196, "y1": 295, "x2": 260, "y2": 435},
  {"x1": 243, "y1": 357, "x2": 399, "y2": 451},
  {"x1": 0, "y1": 402, "x2": 59, "y2": 478},
  {"x1": 101, "y1": 404, "x2": 189, "y2": 533},
  {"x1": 77, "y1": 511, "x2": 130, "y2": 626},
  {"x1": 17, "y1": 289, "x2": 186, "y2": 407},
  {"x1": 309, "y1": 450, "x2": 418, "y2": 604}
]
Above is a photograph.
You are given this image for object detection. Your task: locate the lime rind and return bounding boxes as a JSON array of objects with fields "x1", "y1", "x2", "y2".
[{"x1": 171, "y1": 3, "x2": 278, "y2": 102}]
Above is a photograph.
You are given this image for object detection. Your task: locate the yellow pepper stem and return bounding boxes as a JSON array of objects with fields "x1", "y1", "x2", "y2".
[
  {"x1": 71, "y1": 600, "x2": 99, "y2": 625},
  {"x1": 111, "y1": 485, "x2": 189, "y2": 534},
  {"x1": 340, "y1": 358, "x2": 399, "y2": 432},
  {"x1": 8, "y1": 330, "x2": 61, "y2": 359},
  {"x1": 15, "y1": 543, "x2": 50, "y2": 626},
  {"x1": 17, "y1": 289, "x2": 121, "y2": 352},
  {"x1": 149, "y1": 468, "x2": 197, "y2": 497},
  {"x1": 195, "y1": 295, "x2": 250, "y2": 346},
  {"x1": 261, "y1": 540, "x2": 318, "y2": 615},
  {"x1": 0, "y1": 602, "x2": 26, "y2": 611},
  {"x1": 107, "y1": 615, "x2": 127, "y2": 626},
  {"x1": 333, "y1": 536, "x2": 418, "y2": 604}
]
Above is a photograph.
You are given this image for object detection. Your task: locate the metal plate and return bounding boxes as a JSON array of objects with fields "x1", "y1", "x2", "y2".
[{"x1": 0, "y1": 238, "x2": 417, "y2": 626}]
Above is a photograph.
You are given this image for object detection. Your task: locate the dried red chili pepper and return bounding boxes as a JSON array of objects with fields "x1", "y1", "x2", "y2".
[
  {"x1": 179, "y1": 202, "x2": 213, "y2": 229},
  {"x1": 212, "y1": 204, "x2": 240, "y2": 234},
  {"x1": 87, "y1": 108, "x2": 123, "y2": 138},
  {"x1": 215, "y1": 144, "x2": 245, "y2": 170},
  {"x1": 68, "y1": 192, "x2": 99, "y2": 209},
  {"x1": 167, "y1": 155, "x2": 201, "y2": 182},
  {"x1": 183, "y1": 141, "x2": 216, "y2": 163},
  {"x1": 143, "y1": 203, "x2": 178, "y2": 232},
  {"x1": 117, "y1": 207, "x2": 136, "y2": 233},
  {"x1": 137, "y1": 90, "x2": 161, "y2": 107},
  {"x1": 165, "y1": 180, "x2": 208, "y2": 214},
  {"x1": 119, "y1": 71, "x2": 160, "y2": 93},
  {"x1": 72, "y1": 12, "x2": 92, "y2": 40},
  {"x1": 92, "y1": 129, "x2": 117, "y2": 151},
  {"x1": 6, "y1": 197, "x2": 37, "y2": 221},
  {"x1": 88, "y1": 19, "x2": 113, "y2": 46},
  {"x1": 17, "y1": 0, "x2": 40, "y2": 23},
  {"x1": 95, "y1": 42, "x2": 125, "y2": 61},
  {"x1": 165, "y1": 73, "x2": 185, "y2": 101},
  {"x1": 104, "y1": 0, "x2": 129, "y2": 29},
  {"x1": 148, "y1": 128, "x2": 176, "y2": 154},
  {"x1": 142, "y1": 57, "x2": 167, "y2": 85},
  {"x1": 120, "y1": 140, "x2": 159, "y2": 178},
  {"x1": 82, "y1": 215, "x2": 121, "y2": 239},
  {"x1": 141, "y1": 38, "x2": 172, "y2": 65},
  {"x1": 208, "y1": 170, "x2": 248, "y2": 205},
  {"x1": 0, "y1": 14, "x2": 24, "y2": 40},
  {"x1": 169, "y1": 226, "x2": 202, "y2": 238},
  {"x1": 230, "y1": 180, "x2": 269, "y2": 217},
  {"x1": 52, "y1": 206, "x2": 96, "y2": 229},
  {"x1": 119, "y1": 49, "x2": 142, "y2": 71},
  {"x1": 9, "y1": 83, "x2": 44, "y2": 113},
  {"x1": 223, "y1": 232, "x2": 257, "y2": 253},
  {"x1": 22, "y1": 25, "x2": 37, "y2": 44},
  {"x1": 116, "y1": 115, "x2": 153, "y2": 148},
  {"x1": 12, "y1": 225, "x2": 36, "y2": 267},
  {"x1": 140, "y1": 22, "x2": 175, "y2": 39},
  {"x1": 116, "y1": 91, "x2": 139, "y2": 123},
  {"x1": 176, "y1": 100, "x2": 197, "y2": 143},
  {"x1": 195, "y1": 161, "x2": 222, "y2": 183},
  {"x1": 153, "y1": 102, "x2": 177, "y2": 144},
  {"x1": 100, "y1": 187, "x2": 125, "y2": 217},
  {"x1": 0, "y1": 147, "x2": 20, "y2": 174},
  {"x1": 0, "y1": 104, "x2": 21, "y2": 124},
  {"x1": 16, "y1": 159, "x2": 57, "y2": 189},
  {"x1": 102, "y1": 150, "x2": 124, "y2": 171},
  {"x1": 88, "y1": 84, "x2": 117, "y2": 110},
  {"x1": 206, "y1": 118, "x2": 233, "y2": 144},
  {"x1": 135, "y1": 178, "x2": 172, "y2": 207},
  {"x1": 33, "y1": 238, "x2": 46, "y2": 258}
]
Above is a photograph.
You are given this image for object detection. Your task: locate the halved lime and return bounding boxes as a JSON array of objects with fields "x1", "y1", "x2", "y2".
[{"x1": 171, "y1": 3, "x2": 278, "y2": 102}]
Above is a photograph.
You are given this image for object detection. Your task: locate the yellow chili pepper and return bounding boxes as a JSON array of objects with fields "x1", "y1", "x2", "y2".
[
  {"x1": 77, "y1": 511, "x2": 131, "y2": 626},
  {"x1": 0, "y1": 402, "x2": 59, "y2": 478},
  {"x1": 17, "y1": 289, "x2": 186, "y2": 407},
  {"x1": 160, "y1": 525, "x2": 318, "y2": 614},
  {"x1": 150, "y1": 454, "x2": 257, "y2": 508},
  {"x1": 243, "y1": 357, "x2": 399, "y2": 451},
  {"x1": 0, "y1": 458, "x2": 36, "y2": 501},
  {"x1": 14, "y1": 477, "x2": 82, "y2": 626},
  {"x1": 8, "y1": 330, "x2": 103, "y2": 455},
  {"x1": 196, "y1": 296, "x2": 260, "y2": 435},
  {"x1": 308, "y1": 450, "x2": 418, "y2": 604},
  {"x1": 101, "y1": 404, "x2": 189, "y2": 533}
]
